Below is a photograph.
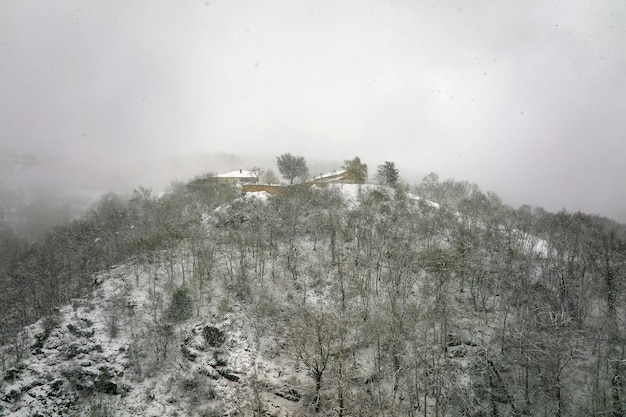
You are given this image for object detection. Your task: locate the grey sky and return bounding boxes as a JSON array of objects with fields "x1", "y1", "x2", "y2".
[{"x1": 2, "y1": 0, "x2": 625, "y2": 219}]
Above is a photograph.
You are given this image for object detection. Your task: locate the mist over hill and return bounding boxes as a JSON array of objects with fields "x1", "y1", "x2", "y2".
[
  {"x1": 4, "y1": 147, "x2": 625, "y2": 230},
  {"x1": 0, "y1": 150, "x2": 361, "y2": 238}
]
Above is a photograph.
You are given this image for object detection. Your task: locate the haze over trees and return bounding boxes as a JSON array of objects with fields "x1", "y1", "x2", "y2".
[{"x1": 1, "y1": 161, "x2": 626, "y2": 416}]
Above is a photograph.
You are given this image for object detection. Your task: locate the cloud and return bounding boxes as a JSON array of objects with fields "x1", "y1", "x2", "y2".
[{"x1": 1, "y1": 0, "x2": 625, "y2": 220}]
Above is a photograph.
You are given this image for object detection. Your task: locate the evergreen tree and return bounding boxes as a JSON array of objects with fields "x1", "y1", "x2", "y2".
[
  {"x1": 168, "y1": 286, "x2": 193, "y2": 322},
  {"x1": 376, "y1": 161, "x2": 399, "y2": 187}
]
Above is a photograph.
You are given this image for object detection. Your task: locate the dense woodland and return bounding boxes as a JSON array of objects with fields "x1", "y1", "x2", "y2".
[{"x1": 1, "y1": 172, "x2": 626, "y2": 416}]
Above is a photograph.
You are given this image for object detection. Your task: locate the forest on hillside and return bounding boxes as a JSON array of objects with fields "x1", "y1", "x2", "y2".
[{"x1": 1, "y1": 173, "x2": 626, "y2": 416}]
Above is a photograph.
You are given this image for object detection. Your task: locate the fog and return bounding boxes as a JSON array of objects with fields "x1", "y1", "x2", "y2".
[{"x1": 2, "y1": 0, "x2": 626, "y2": 221}]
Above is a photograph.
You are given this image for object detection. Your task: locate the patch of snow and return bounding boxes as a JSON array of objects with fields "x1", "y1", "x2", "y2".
[
  {"x1": 243, "y1": 191, "x2": 271, "y2": 202},
  {"x1": 325, "y1": 183, "x2": 363, "y2": 208},
  {"x1": 406, "y1": 192, "x2": 440, "y2": 208}
]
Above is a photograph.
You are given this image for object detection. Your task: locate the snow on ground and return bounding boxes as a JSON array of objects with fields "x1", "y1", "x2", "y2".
[
  {"x1": 532, "y1": 236, "x2": 549, "y2": 257},
  {"x1": 0, "y1": 257, "x2": 310, "y2": 416},
  {"x1": 322, "y1": 182, "x2": 441, "y2": 210},
  {"x1": 497, "y1": 225, "x2": 549, "y2": 257},
  {"x1": 214, "y1": 190, "x2": 271, "y2": 214},
  {"x1": 243, "y1": 190, "x2": 271, "y2": 203},
  {"x1": 324, "y1": 183, "x2": 364, "y2": 208},
  {"x1": 406, "y1": 192, "x2": 440, "y2": 209}
]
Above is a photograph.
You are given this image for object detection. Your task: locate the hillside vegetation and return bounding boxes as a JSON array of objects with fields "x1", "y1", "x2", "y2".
[{"x1": 1, "y1": 175, "x2": 626, "y2": 416}]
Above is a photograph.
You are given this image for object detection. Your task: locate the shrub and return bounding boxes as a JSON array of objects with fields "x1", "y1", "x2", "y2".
[{"x1": 168, "y1": 287, "x2": 193, "y2": 322}]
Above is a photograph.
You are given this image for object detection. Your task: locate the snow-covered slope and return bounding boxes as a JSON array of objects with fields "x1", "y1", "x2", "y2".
[
  {"x1": 1, "y1": 181, "x2": 594, "y2": 417},
  {"x1": 0, "y1": 259, "x2": 309, "y2": 417}
]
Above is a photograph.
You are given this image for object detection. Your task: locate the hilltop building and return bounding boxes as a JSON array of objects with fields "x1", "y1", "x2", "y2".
[
  {"x1": 215, "y1": 169, "x2": 259, "y2": 185},
  {"x1": 310, "y1": 169, "x2": 348, "y2": 183}
]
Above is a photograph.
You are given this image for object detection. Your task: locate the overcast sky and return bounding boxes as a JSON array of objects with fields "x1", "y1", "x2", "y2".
[{"x1": 2, "y1": 0, "x2": 625, "y2": 219}]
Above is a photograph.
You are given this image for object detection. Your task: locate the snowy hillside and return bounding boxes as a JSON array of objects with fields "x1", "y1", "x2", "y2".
[
  {"x1": 2, "y1": 179, "x2": 625, "y2": 416},
  {"x1": 1, "y1": 261, "x2": 309, "y2": 416}
]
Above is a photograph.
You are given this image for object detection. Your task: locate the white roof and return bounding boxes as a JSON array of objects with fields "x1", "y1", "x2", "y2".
[
  {"x1": 216, "y1": 170, "x2": 257, "y2": 179},
  {"x1": 313, "y1": 169, "x2": 348, "y2": 180}
]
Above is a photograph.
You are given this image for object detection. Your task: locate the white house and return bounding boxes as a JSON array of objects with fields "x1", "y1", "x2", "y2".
[{"x1": 215, "y1": 169, "x2": 259, "y2": 184}]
